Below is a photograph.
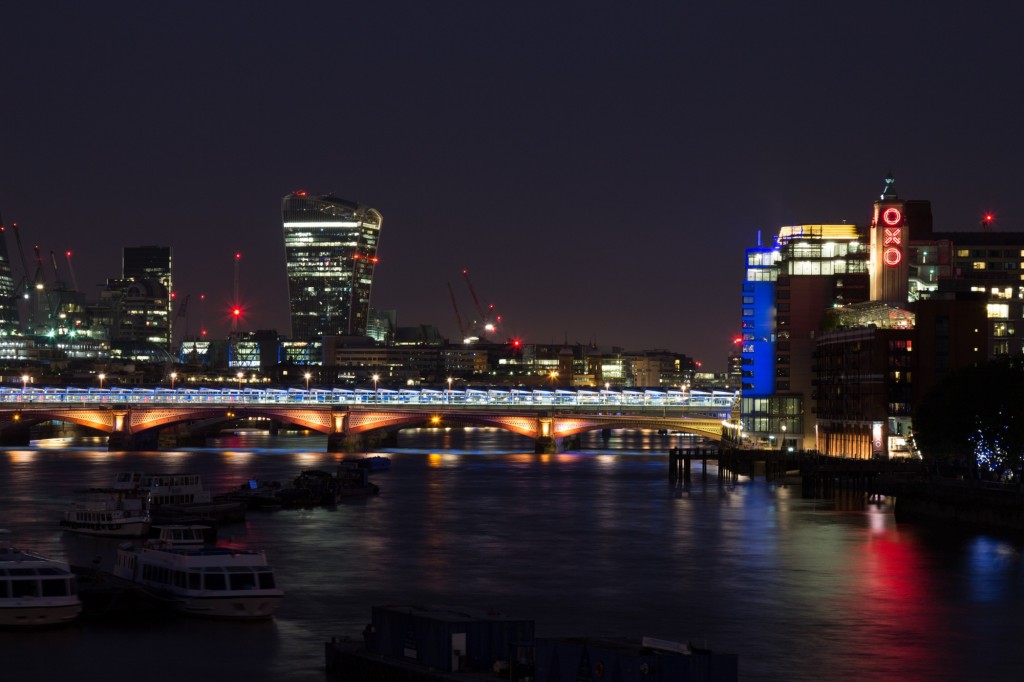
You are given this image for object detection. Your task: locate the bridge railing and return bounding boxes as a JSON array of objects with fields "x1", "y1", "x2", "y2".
[{"x1": 0, "y1": 385, "x2": 738, "y2": 410}]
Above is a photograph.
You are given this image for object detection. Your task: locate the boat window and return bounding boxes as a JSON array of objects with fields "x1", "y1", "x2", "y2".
[
  {"x1": 229, "y1": 572, "x2": 256, "y2": 590},
  {"x1": 41, "y1": 578, "x2": 69, "y2": 597},
  {"x1": 0, "y1": 581, "x2": 8, "y2": 598},
  {"x1": 257, "y1": 571, "x2": 276, "y2": 589},
  {"x1": 11, "y1": 580, "x2": 38, "y2": 597},
  {"x1": 188, "y1": 571, "x2": 201, "y2": 590},
  {"x1": 204, "y1": 572, "x2": 227, "y2": 590}
]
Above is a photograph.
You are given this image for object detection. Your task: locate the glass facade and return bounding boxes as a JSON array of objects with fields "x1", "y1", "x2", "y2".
[
  {"x1": 281, "y1": 193, "x2": 382, "y2": 342},
  {"x1": 121, "y1": 246, "x2": 173, "y2": 350},
  {"x1": 0, "y1": 223, "x2": 19, "y2": 333}
]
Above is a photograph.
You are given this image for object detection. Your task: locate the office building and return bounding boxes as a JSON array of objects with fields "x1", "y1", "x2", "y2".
[
  {"x1": 0, "y1": 224, "x2": 19, "y2": 333},
  {"x1": 120, "y1": 246, "x2": 173, "y2": 350},
  {"x1": 281, "y1": 192, "x2": 382, "y2": 342},
  {"x1": 739, "y1": 223, "x2": 869, "y2": 449}
]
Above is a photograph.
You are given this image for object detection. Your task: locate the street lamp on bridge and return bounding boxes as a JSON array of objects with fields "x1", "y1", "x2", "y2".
[
  {"x1": 170, "y1": 372, "x2": 177, "y2": 390},
  {"x1": 21, "y1": 374, "x2": 29, "y2": 392},
  {"x1": 98, "y1": 373, "x2": 105, "y2": 390},
  {"x1": 447, "y1": 376, "x2": 453, "y2": 403},
  {"x1": 304, "y1": 372, "x2": 311, "y2": 391},
  {"x1": 236, "y1": 372, "x2": 244, "y2": 390},
  {"x1": 372, "y1": 374, "x2": 380, "y2": 403}
]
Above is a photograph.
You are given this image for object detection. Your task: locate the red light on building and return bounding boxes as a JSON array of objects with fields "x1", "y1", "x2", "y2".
[
  {"x1": 881, "y1": 208, "x2": 902, "y2": 226},
  {"x1": 984, "y1": 213, "x2": 994, "y2": 222},
  {"x1": 232, "y1": 307, "x2": 242, "y2": 318}
]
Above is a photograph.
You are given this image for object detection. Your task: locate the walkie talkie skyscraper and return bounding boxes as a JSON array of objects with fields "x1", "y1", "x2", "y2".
[{"x1": 281, "y1": 192, "x2": 382, "y2": 341}]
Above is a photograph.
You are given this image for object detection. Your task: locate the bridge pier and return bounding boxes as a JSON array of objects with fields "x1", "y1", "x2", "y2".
[
  {"x1": 535, "y1": 437, "x2": 558, "y2": 454},
  {"x1": 108, "y1": 429, "x2": 160, "y2": 451}
]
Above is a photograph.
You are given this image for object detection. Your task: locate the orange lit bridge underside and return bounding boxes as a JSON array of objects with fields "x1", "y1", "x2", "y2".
[{"x1": 0, "y1": 405, "x2": 728, "y2": 452}]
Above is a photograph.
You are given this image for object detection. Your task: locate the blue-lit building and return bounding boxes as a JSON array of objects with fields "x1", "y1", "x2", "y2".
[{"x1": 739, "y1": 224, "x2": 869, "y2": 450}]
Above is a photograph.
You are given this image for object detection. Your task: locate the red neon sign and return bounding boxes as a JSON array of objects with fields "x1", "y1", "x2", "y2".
[
  {"x1": 881, "y1": 207, "x2": 902, "y2": 226},
  {"x1": 883, "y1": 247, "x2": 903, "y2": 266}
]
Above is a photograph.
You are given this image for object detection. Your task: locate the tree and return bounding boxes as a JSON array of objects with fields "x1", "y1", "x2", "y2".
[{"x1": 914, "y1": 357, "x2": 1024, "y2": 480}]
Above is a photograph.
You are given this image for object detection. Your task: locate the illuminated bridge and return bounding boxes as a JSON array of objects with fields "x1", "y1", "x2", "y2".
[{"x1": 0, "y1": 386, "x2": 741, "y2": 453}]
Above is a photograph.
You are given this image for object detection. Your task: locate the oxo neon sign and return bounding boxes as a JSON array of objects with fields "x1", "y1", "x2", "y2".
[{"x1": 877, "y1": 206, "x2": 904, "y2": 267}]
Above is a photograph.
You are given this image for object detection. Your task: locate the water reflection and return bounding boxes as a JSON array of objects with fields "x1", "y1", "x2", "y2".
[{"x1": 2, "y1": 431, "x2": 1023, "y2": 681}]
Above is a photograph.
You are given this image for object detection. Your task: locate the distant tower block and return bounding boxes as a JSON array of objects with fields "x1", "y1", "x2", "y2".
[{"x1": 281, "y1": 192, "x2": 382, "y2": 341}]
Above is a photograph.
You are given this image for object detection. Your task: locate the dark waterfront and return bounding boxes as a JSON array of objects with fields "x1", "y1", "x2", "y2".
[{"x1": 3, "y1": 428, "x2": 1023, "y2": 681}]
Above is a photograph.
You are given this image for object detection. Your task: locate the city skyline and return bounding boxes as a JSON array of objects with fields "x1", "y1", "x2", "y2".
[{"x1": 2, "y1": 2, "x2": 1022, "y2": 371}]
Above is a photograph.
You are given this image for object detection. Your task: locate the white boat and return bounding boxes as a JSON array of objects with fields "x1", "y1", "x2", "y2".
[
  {"x1": 113, "y1": 472, "x2": 213, "y2": 506},
  {"x1": 146, "y1": 524, "x2": 212, "y2": 548},
  {"x1": 112, "y1": 543, "x2": 283, "y2": 620},
  {"x1": 0, "y1": 530, "x2": 82, "y2": 627},
  {"x1": 60, "y1": 488, "x2": 151, "y2": 537}
]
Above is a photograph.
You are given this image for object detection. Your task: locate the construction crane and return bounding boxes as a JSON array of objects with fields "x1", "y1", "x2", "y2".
[
  {"x1": 447, "y1": 281, "x2": 467, "y2": 342},
  {"x1": 461, "y1": 268, "x2": 498, "y2": 340},
  {"x1": 64, "y1": 250, "x2": 79, "y2": 293},
  {"x1": 176, "y1": 293, "x2": 192, "y2": 340}
]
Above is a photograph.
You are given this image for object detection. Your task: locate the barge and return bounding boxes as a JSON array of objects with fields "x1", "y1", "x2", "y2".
[{"x1": 325, "y1": 604, "x2": 738, "y2": 682}]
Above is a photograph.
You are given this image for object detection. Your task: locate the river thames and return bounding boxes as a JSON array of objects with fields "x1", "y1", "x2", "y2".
[{"x1": 2, "y1": 428, "x2": 1022, "y2": 681}]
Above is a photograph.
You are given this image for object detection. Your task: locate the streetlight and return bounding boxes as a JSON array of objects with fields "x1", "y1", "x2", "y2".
[
  {"x1": 304, "y1": 372, "x2": 311, "y2": 391},
  {"x1": 549, "y1": 370, "x2": 558, "y2": 391},
  {"x1": 98, "y1": 373, "x2": 105, "y2": 390},
  {"x1": 372, "y1": 374, "x2": 380, "y2": 403},
  {"x1": 21, "y1": 374, "x2": 29, "y2": 392},
  {"x1": 604, "y1": 381, "x2": 610, "y2": 404},
  {"x1": 170, "y1": 372, "x2": 177, "y2": 390},
  {"x1": 781, "y1": 423, "x2": 787, "y2": 451},
  {"x1": 447, "y1": 377, "x2": 453, "y2": 403},
  {"x1": 236, "y1": 372, "x2": 244, "y2": 390}
]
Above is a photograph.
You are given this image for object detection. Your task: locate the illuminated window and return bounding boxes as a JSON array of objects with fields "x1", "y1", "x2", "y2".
[
  {"x1": 957, "y1": 249, "x2": 970, "y2": 257},
  {"x1": 973, "y1": 262, "x2": 987, "y2": 270},
  {"x1": 987, "y1": 303, "x2": 1009, "y2": 319}
]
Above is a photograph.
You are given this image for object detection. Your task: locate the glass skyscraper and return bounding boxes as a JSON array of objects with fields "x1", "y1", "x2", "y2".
[
  {"x1": 281, "y1": 192, "x2": 382, "y2": 342},
  {"x1": 0, "y1": 221, "x2": 21, "y2": 333}
]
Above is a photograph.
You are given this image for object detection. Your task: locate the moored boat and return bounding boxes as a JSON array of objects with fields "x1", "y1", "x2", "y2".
[
  {"x1": 1, "y1": 530, "x2": 82, "y2": 628},
  {"x1": 145, "y1": 524, "x2": 215, "y2": 548},
  {"x1": 114, "y1": 471, "x2": 245, "y2": 524},
  {"x1": 60, "y1": 488, "x2": 151, "y2": 537},
  {"x1": 341, "y1": 455, "x2": 392, "y2": 473},
  {"x1": 112, "y1": 541, "x2": 283, "y2": 619}
]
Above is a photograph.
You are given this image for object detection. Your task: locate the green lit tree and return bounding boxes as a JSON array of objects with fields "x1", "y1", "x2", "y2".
[{"x1": 914, "y1": 357, "x2": 1024, "y2": 480}]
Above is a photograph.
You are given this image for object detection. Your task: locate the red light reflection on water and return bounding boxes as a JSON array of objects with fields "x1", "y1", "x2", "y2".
[{"x1": 842, "y1": 515, "x2": 957, "y2": 681}]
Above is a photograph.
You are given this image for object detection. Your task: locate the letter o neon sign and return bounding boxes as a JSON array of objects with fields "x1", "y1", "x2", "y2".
[
  {"x1": 882, "y1": 208, "x2": 902, "y2": 226},
  {"x1": 883, "y1": 247, "x2": 902, "y2": 266}
]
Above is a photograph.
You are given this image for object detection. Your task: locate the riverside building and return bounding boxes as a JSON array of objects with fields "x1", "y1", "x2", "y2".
[{"x1": 742, "y1": 174, "x2": 1024, "y2": 458}]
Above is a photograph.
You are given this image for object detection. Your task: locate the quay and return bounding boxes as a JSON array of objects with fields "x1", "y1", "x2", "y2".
[{"x1": 692, "y1": 449, "x2": 1024, "y2": 532}]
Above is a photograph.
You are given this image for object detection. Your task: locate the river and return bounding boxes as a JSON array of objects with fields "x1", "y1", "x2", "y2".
[{"x1": 2, "y1": 428, "x2": 1022, "y2": 681}]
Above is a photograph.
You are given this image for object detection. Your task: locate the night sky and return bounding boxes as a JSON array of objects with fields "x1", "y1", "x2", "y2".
[{"x1": 2, "y1": 1, "x2": 1022, "y2": 371}]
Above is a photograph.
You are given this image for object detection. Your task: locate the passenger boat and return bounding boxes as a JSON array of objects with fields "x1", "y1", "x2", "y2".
[
  {"x1": 0, "y1": 530, "x2": 82, "y2": 627},
  {"x1": 145, "y1": 524, "x2": 214, "y2": 548},
  {"x1": 114, "y1": 472, "x2": 245, "y2": 524},
  {"x1": 60, "y1": 488, "x2": 151, "y2": 537},
  {"x1": 112, "y1": 542, "x2": 283, "y2": 619},
  {"x1": 113, "y1": 472, "x2": 212, "y2": 506}
]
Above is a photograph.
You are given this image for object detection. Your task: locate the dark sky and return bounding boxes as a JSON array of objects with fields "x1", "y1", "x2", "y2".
[{"x1": 2, "y1": 1, "x2": 1022, "y2": 371}]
